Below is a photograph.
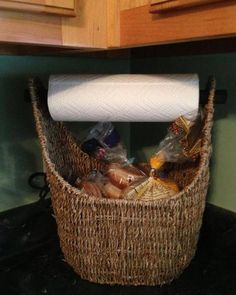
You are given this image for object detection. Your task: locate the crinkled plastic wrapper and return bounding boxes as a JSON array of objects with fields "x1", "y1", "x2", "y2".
[
  {"x1": 123, "y1": 177, "x2": 179, "y2": 201},
  {"x1": 123, "y1": 111, "x2": 203, "y2": 201},
  {"x1": 151, "y1": 111, "x2": 203, "y2": 169}
]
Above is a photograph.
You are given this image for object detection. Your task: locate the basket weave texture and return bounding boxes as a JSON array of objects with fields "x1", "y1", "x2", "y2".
[{"x1": 29, "y1": 78, "x2": 215, "y2": 286}]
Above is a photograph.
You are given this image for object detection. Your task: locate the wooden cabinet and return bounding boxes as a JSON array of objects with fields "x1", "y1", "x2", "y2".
[
  {"x1": 1, "y1": 0, "x2": 236, "y2": 51},
  {"x1": 120, "y1": 0, "x2": 236, "y2": 48},
  {"x1": 0, "y1": 0, "x2": 76, "y2": 16},
  {"x1": 0, "y1": 0, "x2": 117, "y2": 49},
  {"x1": 149, "y1": 0, "x2": 226, "y2": 12}
]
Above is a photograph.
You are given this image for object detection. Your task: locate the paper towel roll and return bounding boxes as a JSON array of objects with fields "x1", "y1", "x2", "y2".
[{"x1": 48, "y1": 74, "x2": 199, "y2": 122}]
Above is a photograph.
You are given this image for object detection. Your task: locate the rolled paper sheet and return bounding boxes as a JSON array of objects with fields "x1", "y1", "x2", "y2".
[{"x1": 48, "y1": 74, "x2": 199, "y2": 122}]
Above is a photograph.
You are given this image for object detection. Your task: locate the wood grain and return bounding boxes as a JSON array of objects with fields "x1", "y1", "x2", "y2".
[
  {"x1": 62, "y1": 0, "x2": 107, "y2": 48},
  {"x1": 120, "y1": 0, "x2": 149, "y2": 11},
  {"x1": 150, "y1": 0, "x2": 230, "y2": 12},
  {"x1": 0, "y1": 10, "x2": 62, "y2": 45},
  {"x1": 121, "y1": 2, "x2": 236, "y2": 47},
  {"x1": 7, "y1": 0, "x2": 75, "y2": 9},
  {"x1": 0, "y1": 0, "x2": 109, "y2": 49},
  {"x1": 107, "y1": 0, "x2": 120, "y2": 47},
  {"x1": 0, "y1": 0, "x2": 76, "y2": 16}
]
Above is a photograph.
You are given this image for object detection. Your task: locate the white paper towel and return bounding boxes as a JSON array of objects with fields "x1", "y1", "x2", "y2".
[{"x1": 48, "y1": 74, "x2": 199, "y2": 122}]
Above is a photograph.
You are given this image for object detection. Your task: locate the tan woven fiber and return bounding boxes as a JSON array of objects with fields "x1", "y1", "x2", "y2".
[{"x1": 29, "y1": 78, "x2": 215, "y2": 286}]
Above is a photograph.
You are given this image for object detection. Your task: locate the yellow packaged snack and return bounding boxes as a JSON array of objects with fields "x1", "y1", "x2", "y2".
[{"x1": 123, "y1": 175, "x2": 179, "y2": 201}]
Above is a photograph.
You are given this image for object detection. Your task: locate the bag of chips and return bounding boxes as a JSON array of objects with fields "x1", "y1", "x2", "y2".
[
  {"x1": 150, "y1": 112, "x2": 203, "y2": 170},
  {"x1": 123, "y1": 112, "x2": 203, "y2": 201}
]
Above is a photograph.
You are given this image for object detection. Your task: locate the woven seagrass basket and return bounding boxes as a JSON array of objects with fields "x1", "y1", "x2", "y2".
[{"x1": 29, "y1": 77, "x2": 215, "y2": 286}]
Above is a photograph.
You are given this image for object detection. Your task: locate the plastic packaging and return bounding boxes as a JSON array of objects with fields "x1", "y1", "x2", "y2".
[
  {"x1": 123, "y1": 112, "x2": 203, "y2": 201},
  {"x1": 78, "y1": 111, "x2": 203, "y2": 201},
  {"x1": 150, "y1": 112, "x2": 203, "y2": 170},
  {"x1": 74, "y1": 170, "x2": 123, "y2": 199},
  {"x1": 102, "y1": 182, "x2": 122, "y2": 199},
  {"x1": 79, "y1": 123, "x2": 147, "y2": 199},
  {"x1": 106, "y1": 163, "x2": 146, "y2": 190},
  {"x1": 74, "y1": 170, "x2": 105, "y2": 198},
  {"x1": 123, "y1": 176, "x2": 179, "y2": 201},
  {"x1": 81, "y1": 122, "x2": 128, "y2": 164}
]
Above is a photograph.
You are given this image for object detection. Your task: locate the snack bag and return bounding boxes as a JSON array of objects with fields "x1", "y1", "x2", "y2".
[
  {"x1": 74, "y1": 170, "x2": 105, "y2": 198},
  {"x1": 106, "y1": 163, "x2": 146, "y2": 190},
  {"x1": 123, "y1": 112, "x2": 203, "y2": 201},
  {"x1": 123, "y1": 175, "x2": 179, "y2": 201},
  {"x1": 74, "y1": 169, "x2": 124, "y2": 199},
  {"x1": 81, "y1": 122, "x2": 128, "y2": 164},
  {"x1": 102, "y1": 182, "x2": 122, "y2": 199},
  {"x1": 80, "y1": 122, "x2": 147, "y2": 199},
  {"x1": 150, "y1": 112, "x2": 203, "y2": 170}
]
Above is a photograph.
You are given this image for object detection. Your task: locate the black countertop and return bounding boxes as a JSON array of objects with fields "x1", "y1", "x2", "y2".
[{"x1": 0, "y1": 200, "x2": 235, "y2": 295}]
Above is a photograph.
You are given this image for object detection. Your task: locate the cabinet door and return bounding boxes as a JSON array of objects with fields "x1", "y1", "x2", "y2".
[
  {"x1": 0, "y1": 0, "x2": 76, "y2": 16},
  {"x1": 120, "y1": 0, "x2": 236, "y2": 47},
  {"x1": 150, "y1": 0, "x2": 226, "y2": 12}
]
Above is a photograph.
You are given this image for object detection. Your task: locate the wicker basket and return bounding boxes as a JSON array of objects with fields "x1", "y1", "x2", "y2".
[{"x1": 29, "y1": 78, "x2": 215, "y2": 286}]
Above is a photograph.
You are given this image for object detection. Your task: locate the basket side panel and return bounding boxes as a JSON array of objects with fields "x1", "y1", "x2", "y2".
[
  {"x1": 48, "y1": 164, "x2": 209, "y2": 285},
  {"x1": 29, "y1": 78, "x2": 215, "y2": 286}
]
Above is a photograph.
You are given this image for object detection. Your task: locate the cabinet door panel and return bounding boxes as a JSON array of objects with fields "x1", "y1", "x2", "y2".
[
  {"x1": 150, "y1": 0, "x2": 229, "y2": 12},
  {"x1": 8, "y1": 0, "x2": 74, "y2": 10},
  {"x1": 121, "y1": 1, "x2": 236, "y2": 47},
  {"x1": 0, "y1": 0, "x2": 76, "y2": 16}
]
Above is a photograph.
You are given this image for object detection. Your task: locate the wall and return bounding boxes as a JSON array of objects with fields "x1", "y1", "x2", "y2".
[
  {"x1": 131, "y1": 53, "x2": 236, "y2": 212},
  {"x1": 0, "y1": 55, "x2": 130, "y2": 212}
]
